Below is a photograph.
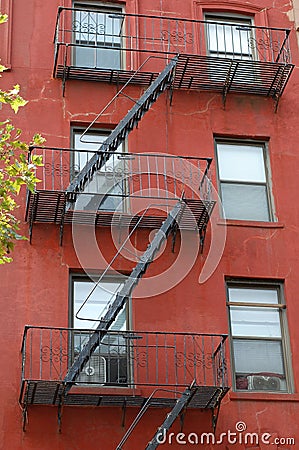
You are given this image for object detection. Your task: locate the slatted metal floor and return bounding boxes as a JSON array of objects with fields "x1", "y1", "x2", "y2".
[
  {"x1": 26, "y1": 190, "x2": 215, "y2": 237},
  {"x1": 20, "y1": 380, "x2": 229, "y2": 409},
  {"x1": 55, "y1": 54, "x2": 294, "y2": 99}
]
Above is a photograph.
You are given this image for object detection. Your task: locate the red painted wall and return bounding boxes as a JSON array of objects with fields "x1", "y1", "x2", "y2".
[{"x1": 1, "y1": 0, "x2": 299, "y2": 448}]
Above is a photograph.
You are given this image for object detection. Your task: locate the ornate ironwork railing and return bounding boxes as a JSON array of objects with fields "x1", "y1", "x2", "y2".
[
  {"x1": 29, "y1": 147, "x2": 213, "y2": 203},
  {"x1": 21, "y1": 326, "x2": 228, "y2": 389},
  {"x1": 54, "y1": 6, "x2": 292, "y2": 74}
]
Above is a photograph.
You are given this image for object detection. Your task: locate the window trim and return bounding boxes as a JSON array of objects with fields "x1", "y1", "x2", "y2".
[
  {"x1": 226, "y1": 279, "x2": 293, "y2": 393},
  {"x1": 69, "y1": 272, "x2": 132, "y2": 386},
  {"x1": 215, "y1": 138, "x2": 276, "y2": 222}
]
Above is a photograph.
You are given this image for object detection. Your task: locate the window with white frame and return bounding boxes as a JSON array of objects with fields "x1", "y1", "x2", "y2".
[
  {"x1": 73, "y1": 3, "x2": 123, "y2": 69},
  {"x1": 70, "y1": 274, "x2": 129, "y2": 385},
  {"x1": 205, "y1": 14, "x2": 254, "y2": 60},
  {"x1": 227, "y1": 281, "x2": 292, "y2": 392},
  {"x1": 216, "y1": 140, "x2": 273, "y2": 221},
  {"x1": 72, "y1": 128, "x2": 125, "y2": 212}
]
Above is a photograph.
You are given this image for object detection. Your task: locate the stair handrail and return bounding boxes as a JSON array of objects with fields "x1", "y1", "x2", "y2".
[{"x1": 79, "y1": 54, "x2": 177, "y2": 146}]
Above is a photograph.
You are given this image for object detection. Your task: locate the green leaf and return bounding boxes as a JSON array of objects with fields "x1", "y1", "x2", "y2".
[
  {"x1": 10, "y1": 96, "x2": 28, "y2": 114},
  {"x1": 0, "y1": 14, "x2": 8, "y2": 24}
]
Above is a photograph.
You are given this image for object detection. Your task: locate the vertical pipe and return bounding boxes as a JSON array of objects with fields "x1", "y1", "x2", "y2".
[
  {"x1": 145, "y1": 332, "x2": 149, "y2": 385},
  {"x1": 49, "y1": 329, "x2": 53, "y2": 380},
  {"x1": 39, "y1": 328, "x2": 43, "y2": 380},
  {"x1": 174, "y1": 334, "x2": 178, "y2": 387},
  {"x1": 165, "y1": 333, "x2": 168, "y2": 385},
  {"x1": 59, "y1": 329, "x2": 63, "y2": 380},
  {"x1": 29, "y1": 329, "x2": 33, "y2": 380},
  {"x1": 155, "y1": 333, "x2": 159, "y2": 384},
  {"x1": 202, "y1": 335, "x2": 206, "y2": 385},
  {"x1": 155, "y1": 155, "x2": 160, "y2": 198}
]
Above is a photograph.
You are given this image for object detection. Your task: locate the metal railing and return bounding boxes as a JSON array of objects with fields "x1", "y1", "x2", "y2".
[
  {"x1": 29, "y1": 147, "x2": 213, "y2": 203},
  {"x1": 21, "y1": 326, "x2": 228, "y2": 389},
  {"x1": 54, "y1": 6, "x2": 292, "y2": 75}
]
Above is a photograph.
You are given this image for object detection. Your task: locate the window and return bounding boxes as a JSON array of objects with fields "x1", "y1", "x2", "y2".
[
  {"x1": 216, "y1": 140, "x2": 273, "y2": 221},
  {"x1": 227, "y1": 281, "x2": 292, "y2": 392},
  {"x1": 70, "y1": 274, "x2": 130, "y2": 385},
  {"x1": 72, "y1": 128, "x2": 125, "y2": 212},
  {"x1": 205, "y1": 14, "x2": 253, "y2": 60},
  {"x1": 73, "y1": 3, "x2": 123, "y2": 69}
]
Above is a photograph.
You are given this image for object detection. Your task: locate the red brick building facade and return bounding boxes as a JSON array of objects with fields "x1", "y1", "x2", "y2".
[{"x1": 1, "y1": 0, "x2": 299, "y2": 448}]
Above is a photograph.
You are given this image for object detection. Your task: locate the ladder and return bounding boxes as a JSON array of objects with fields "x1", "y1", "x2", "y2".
[
  {"x1": 145, "y1": 382, "x2": 198, "y2": 450},
  {"x1": 63, "y1": 200, "x2": 183, "y2": 390},
  {"x1": 67, "y1": 56, "x2": 178, "y2": 195}
]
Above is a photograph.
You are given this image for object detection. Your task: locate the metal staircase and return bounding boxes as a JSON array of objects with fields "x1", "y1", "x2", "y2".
[
  {"x1": 63, "y1": 201, "x2": 183, "y2": 391},
  {"x1": 145, "y1": 382, "x2": 198, "y2": 450},
  {"x1": 67, "y1": 56, "x2": 178, "y2": 196}
]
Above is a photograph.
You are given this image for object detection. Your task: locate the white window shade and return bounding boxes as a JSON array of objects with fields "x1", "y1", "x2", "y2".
[
  {"x1": 230, "y1": 306, "x2": 281, "y2": 337},
  {"x1": 217, "y1": 144, "x2": 266, "y2": 182},
  {"x1": 228, "y1": 288, "x2": 279, "y2": 304},
  {"x1": 233, "y1": 339, "x2": 284, "y2": 375}
]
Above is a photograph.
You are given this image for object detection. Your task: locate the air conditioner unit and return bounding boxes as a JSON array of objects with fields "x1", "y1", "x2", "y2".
[
  {"x1": 76, "y1": 355, "x2": 107, "y2": 385},
  {"x1": 247, "y1": 375, "x2": 281, "y2": 391}
]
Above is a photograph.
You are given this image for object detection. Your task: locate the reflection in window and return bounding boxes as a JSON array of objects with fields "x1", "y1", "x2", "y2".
[
  {"x1": 216, "y1": 140, "x2": 273, "y2": 221},
  {"x1": 71, "y1": 128, "x2": 125, "y2": 212}
]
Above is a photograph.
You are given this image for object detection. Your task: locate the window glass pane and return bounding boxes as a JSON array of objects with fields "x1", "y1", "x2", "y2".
[
  {"x1": 73, "y1": 279, "x2": 125, "y2": 330},
  {"x1": 73, "y1": 131, "x2": 108, "y2": 174},
  {"x1": 221, "y1": 183, "x2": 270, "y2": 221},
  {"x1": 233, "y1": 339, "x2": 285, "y2": 375},
  {"x1": 206, "y1": 20, "x2": 252, "y2": 57},
  {"x1": 230, "y1": 306, "x2": 281, "y2": 337},
  {"x1": 217, "y1": 143, "x2": 266, "y2": 182},
  {"x1": 228, "y1": 288, "x2": 279, "y2": 304}
]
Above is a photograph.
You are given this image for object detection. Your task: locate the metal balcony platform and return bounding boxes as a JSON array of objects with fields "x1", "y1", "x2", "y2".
[
  {"x1": 20, "y1": 328, "x2": 229, "y2": 411},
  {"x1": 26, "y1": 150, "x2": 215, "y2": 243},
  {"x1": 20, "y1": 380, "x2": 229, "y2": 409},
  {"x1": 26, "y1": 190, "x2": 215, "y2": 232},
  {"x1": 55, "y1": 54, "x2": 294, "y2": 101}
]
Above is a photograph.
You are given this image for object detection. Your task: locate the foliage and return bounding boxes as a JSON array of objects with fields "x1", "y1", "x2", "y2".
[{"x1": 0, "y1": 13, "x2": 44, "y2": 263}]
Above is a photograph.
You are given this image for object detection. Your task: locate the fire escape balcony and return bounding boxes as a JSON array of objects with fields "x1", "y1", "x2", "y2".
[
  {"x1": 53, "y1": 7, "x2": 294, "y2": 103},
  {"x1": 20, "y1": 326, "x2": 229, "y2": 410},
  {"x1": 26, "y1": 148, "x2": 214, "y2": 243}
]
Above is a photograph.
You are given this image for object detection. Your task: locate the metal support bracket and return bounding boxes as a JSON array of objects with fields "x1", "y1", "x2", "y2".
[
  {"x1": 59, "y1": 195, "x2": 67, "y2": 246},
  {"x1": 212, "y1": 404, "x2": 221, "y2": 434},
  {"x1": 121, "y1": 399, "x2": 127, "y2": 428},
  {"x1": 222, "y1": 60, "x2": 239, "y2": 108},
  {"x1": 22, "y1": 404, "x2": 28, "y2": 432},
  {"x1": 28, "y1": 193, "x2": 39, "y2": 244},
  {"x1": 57, "y1": 395, "x2": 64, "y2": 433},
  {"x1": 199, "y1": 225, "x2": 207, "y2": 254},
  {"x1": 62, "y1": 44, "x2": 68, "y2": 97}
]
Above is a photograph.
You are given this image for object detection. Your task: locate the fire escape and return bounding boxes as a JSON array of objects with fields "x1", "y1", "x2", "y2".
[{"x1": 20, "y1": 6, "x2": 293, "y2": 447}]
